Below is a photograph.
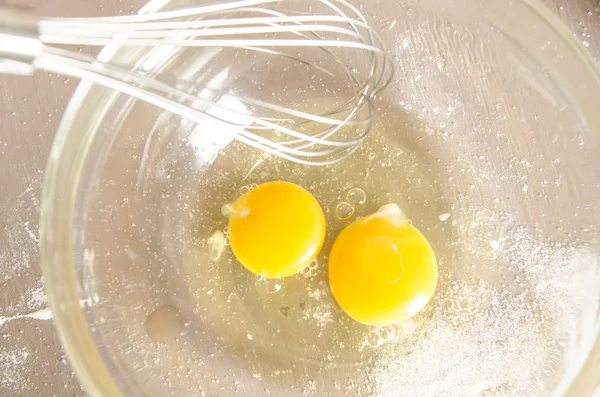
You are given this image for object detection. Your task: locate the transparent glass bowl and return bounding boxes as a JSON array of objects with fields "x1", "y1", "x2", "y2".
[{"x1": 41, "y1": 0, "x2": 600, "y2": 396}]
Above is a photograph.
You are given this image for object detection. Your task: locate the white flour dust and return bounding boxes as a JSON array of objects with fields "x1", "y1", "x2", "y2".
[
  {"x1": 370, "y1": 226, "x2": 600, "y2": 397},
  {"x1": 0, "y1": 181, "x2": 40, "y2": 282},
  {"x1": 10, "y1": 284, "x2": 47, "y2": 311},
  {"x1": 0, "y1": 347, "x2": 30, "y2": 389},
  {"x1": 0, "y1": 307, "x2": 53, "y2": 327},
  {"x1": 0, "y1": 180, "x2": 51, "y2": 392}
]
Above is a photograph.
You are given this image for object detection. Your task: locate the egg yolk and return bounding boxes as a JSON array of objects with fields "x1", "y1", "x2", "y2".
[
  {"x1": 229, "y1": 181, "x2": 326, "y2": 278},
  {"x1": 328, "y1": 204, "x2": 438, "y2": 326}
]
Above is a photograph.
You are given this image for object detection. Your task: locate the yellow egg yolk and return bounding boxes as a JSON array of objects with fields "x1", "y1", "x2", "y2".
[
  {"x1": 328, "y1": 204, "x2": 438, "y2": 326},
  {"x1": 229, "y1": 181, "x2": 326, "y2": 278}
]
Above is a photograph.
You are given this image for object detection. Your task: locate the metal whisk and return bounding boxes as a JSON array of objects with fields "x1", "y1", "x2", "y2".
[{"x1": 0, "y1": 0, "x2": 393, "y2": 165}]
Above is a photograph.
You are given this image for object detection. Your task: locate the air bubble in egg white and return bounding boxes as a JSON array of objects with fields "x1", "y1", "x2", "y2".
[
  {"x1": 301, "y1": 258, "x2": 319, "y2": 277},
  {"x1": 378, "y1": 325, "x2": 397, "y2": 342},
  {"x1": 363, "y1": 326, "x2": 397, "y2": 349},
  {"x1": 239, "y1": 184, "x2": 257, "y2": 195},
  {"x1": 346, "y1": 188, "x2": 367, "y2": 206},
  {"x1": 463, "y1": 209, "x2": 503, "y2": 257},
  {"x1": 336, "y1": 202, "x2": 355, "y2": 220},
  {"x1": 222, "y1": 227, "x2": 231, "y2": 246}
]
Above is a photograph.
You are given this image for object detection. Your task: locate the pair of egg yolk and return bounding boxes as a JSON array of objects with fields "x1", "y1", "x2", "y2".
[{"x1": 228, "y1": 181, "x2": 438, "y2": 326}]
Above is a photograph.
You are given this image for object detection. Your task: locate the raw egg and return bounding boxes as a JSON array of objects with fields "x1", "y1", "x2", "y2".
[
  {"x1": 229, "y1": 181, "x2": 326, "y2": 278},
  {"x1": 328, "y1": 204, "x2": 438, "y2": 326}
]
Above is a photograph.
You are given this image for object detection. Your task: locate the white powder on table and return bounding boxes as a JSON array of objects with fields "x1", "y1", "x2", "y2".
[
  {"x1": 0, "y1": 347, "x2": 30, "y2": 390},
  {"x1": 0, "y1": 181, "x2": 40, "y2": 282},
  {"x1": 0, "y1": 180, "x2": 52, "y2": 391},
  {"x1": 0, "y1": 307, "x2": 53, "y2": 327}
]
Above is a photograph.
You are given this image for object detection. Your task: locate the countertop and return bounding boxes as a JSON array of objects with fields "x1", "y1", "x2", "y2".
[{"x1": 0, "y1": 1, "x2": 599, "y2": 396}]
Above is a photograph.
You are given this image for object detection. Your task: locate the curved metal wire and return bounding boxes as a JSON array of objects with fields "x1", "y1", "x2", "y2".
[{"x1": 36, "y1": 0, "x2": 394, "y2": 165}]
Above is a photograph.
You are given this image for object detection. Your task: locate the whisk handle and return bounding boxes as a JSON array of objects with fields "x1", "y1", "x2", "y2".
[{"x1": 0, "y1": 5, "x2": 42, "y2": 75}]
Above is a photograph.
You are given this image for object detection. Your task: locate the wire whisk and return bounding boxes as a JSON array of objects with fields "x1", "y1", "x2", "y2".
[{"x1": 0, "y1": 0, "x2": 393, "y2": 165}]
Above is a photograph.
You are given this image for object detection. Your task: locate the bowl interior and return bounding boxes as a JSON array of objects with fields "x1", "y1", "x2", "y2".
[{"x1": 43, "y1": 0, "x2": 600, "y2": 396}]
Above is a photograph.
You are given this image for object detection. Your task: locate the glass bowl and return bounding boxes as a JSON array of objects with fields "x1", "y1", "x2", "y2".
[{"x1": 41, "y1": 0, "x2": 600, "y2": 396}]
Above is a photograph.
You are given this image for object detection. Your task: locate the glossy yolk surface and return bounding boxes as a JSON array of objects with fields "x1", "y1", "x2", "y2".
[
  {"x1": 229, "y1": 181, "x2": 326, "y2": 278},
  {"x1": 328, "y1": 204, "x2": 438, "y2": 326}
]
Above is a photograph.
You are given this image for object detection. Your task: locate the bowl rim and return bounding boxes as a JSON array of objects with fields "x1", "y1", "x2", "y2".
[{"x1": 40, "y1": 1, "x2": 600, "y2": 396}]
